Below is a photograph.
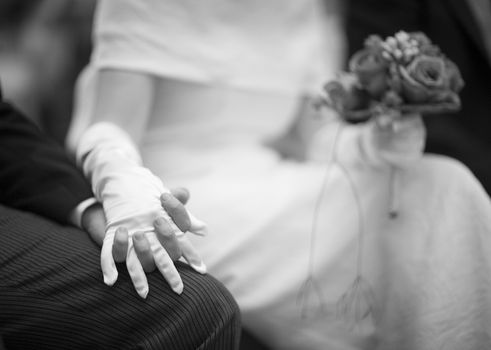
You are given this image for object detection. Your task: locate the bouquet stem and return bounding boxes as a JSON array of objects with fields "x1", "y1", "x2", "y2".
[{"x1": 389, "y1": 166, "x2": 399, "y2": 218}]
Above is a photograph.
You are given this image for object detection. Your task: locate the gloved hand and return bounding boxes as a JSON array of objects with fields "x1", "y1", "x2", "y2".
[
  {"x1": 77, "y1": 122, "x2": 207, "y2": 298},
  {"x1": 360, "y1": 112, "x2": 426, "y2": 217},
  {"x1": 81, "y1": 188, "x2": 198, "y2": 268},
  {"x1": 361, "y1": 112, "x2": 426, "y2": 168}
]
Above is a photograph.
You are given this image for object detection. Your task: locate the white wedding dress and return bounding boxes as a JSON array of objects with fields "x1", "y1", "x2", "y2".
[{"x1": 68, "y1": 1, "x2": 491, "y2": 349}]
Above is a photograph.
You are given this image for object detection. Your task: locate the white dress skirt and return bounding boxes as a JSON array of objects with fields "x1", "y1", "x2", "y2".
[{"x1": 67, "y1": 1, "x2": 491, "y2": 349}]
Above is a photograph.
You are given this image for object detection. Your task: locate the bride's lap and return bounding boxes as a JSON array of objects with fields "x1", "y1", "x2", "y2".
[
  {"x1": 141, "y1": 81, "x2": 490, "y2": 348},
  {"x1": 185, "y1": 154, "x2": 491, "y2": 349}
]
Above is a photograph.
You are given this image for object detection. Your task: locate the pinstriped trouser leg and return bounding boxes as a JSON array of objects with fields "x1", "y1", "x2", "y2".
[{"x1": 0, "y1": 205, "x2": 241, "y2": 350}]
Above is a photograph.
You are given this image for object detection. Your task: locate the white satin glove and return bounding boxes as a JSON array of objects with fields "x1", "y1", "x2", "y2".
[
  {"x1": 360, "y1": 112, "x2": 426, "y2": 217},
  {"x1": 77, "y1": 122, "x2": 207, "y2": 298},
  {"x1": 360, "y1": 112, "x2": 426, "y2": 168}
]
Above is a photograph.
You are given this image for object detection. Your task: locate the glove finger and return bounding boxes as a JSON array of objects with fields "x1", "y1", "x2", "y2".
[
  {"x1": 160, "y1": 193, "x2": 191, "y2": 232},
  {"x1": 154, "y1": 218, "x2": 182, "y2": 261},
  {"x1": 112, "y1": 227, "x2": 129, "y2": 263},
  {"x1": 187, "y1": 210, "x2": 208, "y2": 236},
  {"x1": 160, "y1": 191, "x2": 207, "y2": 236},
  {"x1": 101, "y1": 230, "x2": 118, "y2": 286},
  {"x1": 169, "y1": 187, "x2": 190, "y2": 205},
  {"x1": 133, "y1": 231, "x2": 156, "y2": 272},
  {"x1": 147, "y1": 232, "x2": 184, "y2": 294},
  {"x1": 126, "y1": 241, "x2": 149, "y2": 298},
  {"x1": 178, "y1": 235, "x2": 207, "y2": 274}
]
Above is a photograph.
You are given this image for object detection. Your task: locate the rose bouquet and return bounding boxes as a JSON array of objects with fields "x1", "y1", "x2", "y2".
[
  {"x1": 315, "y1": 31, "x2": 465, "y2": 217},
  {"x1": 319, "y1": 31, "x2": 464, "y2": 123},
  {"x1": 300, "y1": 32, "x2": 465, "y2": 327}
]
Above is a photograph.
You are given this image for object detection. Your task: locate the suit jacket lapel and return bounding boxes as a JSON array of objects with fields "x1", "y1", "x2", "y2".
[{"x1": 446, "y1": 0, "x2": 491, "y2": 64}]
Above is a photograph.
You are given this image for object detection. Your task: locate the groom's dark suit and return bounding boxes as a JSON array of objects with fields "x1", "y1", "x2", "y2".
[
  {"x1": 346, "y1": 0, "x2": 491, "y2": 194},
  {"x1": 0, "y1": 86, "x2": 240, "y2": 350},
  {"x1": 0, "y1": 98, "x2": 94, "y2": 223}
]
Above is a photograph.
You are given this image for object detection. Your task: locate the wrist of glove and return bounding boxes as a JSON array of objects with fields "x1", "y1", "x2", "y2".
[
  {"x1": 77, "y1": 122, "x2": 207, "y2": 298},
  {"x1": 360, "y1": 113, "x2": 426, "y2": 168}
]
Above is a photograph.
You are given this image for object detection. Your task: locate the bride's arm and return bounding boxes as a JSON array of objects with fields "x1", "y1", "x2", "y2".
[
  {"x1": 92, "y1": 68, "x2": 154, "y2": 145},
  {"x1": 75, "y1": 68, "x2": 207, "y2": 298}
]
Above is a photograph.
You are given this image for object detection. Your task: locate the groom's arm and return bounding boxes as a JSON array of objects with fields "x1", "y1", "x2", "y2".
[{"x1": 0, "y1": 90, "x2": 94, "y2": 224}]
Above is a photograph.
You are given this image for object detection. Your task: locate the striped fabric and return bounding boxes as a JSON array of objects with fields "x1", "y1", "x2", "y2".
[{"x1": 0, "y1": 205, "x2": 241, "y2": 350}]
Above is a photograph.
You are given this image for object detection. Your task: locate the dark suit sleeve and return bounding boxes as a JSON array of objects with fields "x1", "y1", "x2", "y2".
[
  {"x1": 346, "y1": 0, "x2": 425, "y2": 57},
  {"x1": 0, "y1": 98, "x2": 94, "y2": 225}
]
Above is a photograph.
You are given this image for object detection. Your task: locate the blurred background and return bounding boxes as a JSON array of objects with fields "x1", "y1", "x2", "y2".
[
  {"x1": 0, "y1": 0, "x2": 96, "y2": 145},
  {"x1": 1, "y1": 0, "x2": 489, "y2": 196}
]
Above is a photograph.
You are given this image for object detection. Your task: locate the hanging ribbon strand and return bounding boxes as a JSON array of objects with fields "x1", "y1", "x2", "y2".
[
  {"x1": 297, "y1": 121, "x2": 343, "y2": 319},
  {"x1": 335, "y1": 161, "x2": 375, "y2": 327}
]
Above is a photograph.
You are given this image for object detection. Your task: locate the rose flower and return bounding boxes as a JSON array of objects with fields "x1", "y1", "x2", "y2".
[
  {"x1": 398, "y1": 54, "x2": 464, "y2": 104},
  {"x1": 323, "y1": 73, "x2": 372, "y2": 123},
  {"x1": 349, "y1": 48, "x2": 390, "y2": 99}
]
